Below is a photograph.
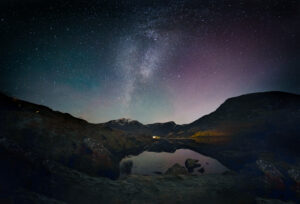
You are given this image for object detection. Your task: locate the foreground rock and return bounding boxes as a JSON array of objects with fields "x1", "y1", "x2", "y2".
[
  {"x1": 120, "y1": 160, "x2": 133, "y2": 175},
  {"x1": 256, "y1": 160, "x2": 285, "y2": 189},
  {"x1": 165, "y1": 163, "x2": 188, "y2": 175},
  {"x1": 198, "y1": 168, "x2": 205, "y2": 174},
  {"x1": 288, "y1": 168, "x2": 300, "y2": 193},
  {"x1": 185, "y1": 158, "x2": 201, "y2": 173}
]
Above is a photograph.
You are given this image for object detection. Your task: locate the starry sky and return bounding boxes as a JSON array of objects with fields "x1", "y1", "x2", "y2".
[{"x1": 0, "y1": 0, "x2": 299, "y2": 124}]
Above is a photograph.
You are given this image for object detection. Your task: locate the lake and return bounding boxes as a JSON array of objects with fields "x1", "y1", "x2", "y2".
[{"x1": 120, "y1": 148, "x2": 228, "y2": 176}]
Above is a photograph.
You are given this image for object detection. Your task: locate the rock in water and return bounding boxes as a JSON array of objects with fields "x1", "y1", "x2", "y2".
[
  {"x1": 153, "y1": 171, "x2": 163, "y2": 175},
  {"x1": 198, "y1": 168, "x2": 205, "y2": 174},
  {"x1": 165, "y1": 163, "x2": 188, "y2": 175},
  {"x1": 120, "y1": 160, "x2": 133, "y2": 175},
  {"x1": 185, "y1": 159, "x2": 201, "y2": 173}
]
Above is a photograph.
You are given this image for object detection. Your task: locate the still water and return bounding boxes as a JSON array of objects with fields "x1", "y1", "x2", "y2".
[{"x1": 120, "y1": 149, "x2": 228, "y2": 176}]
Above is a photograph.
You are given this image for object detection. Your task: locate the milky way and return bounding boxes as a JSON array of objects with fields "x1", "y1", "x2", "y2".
[{"x1": 0, "y1": 0, "x2": 299, "y2": 124}]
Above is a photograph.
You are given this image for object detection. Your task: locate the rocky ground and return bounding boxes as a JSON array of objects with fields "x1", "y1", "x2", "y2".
[{"x1": 0, "y1": 138, "x2": 267, "y2": 204}]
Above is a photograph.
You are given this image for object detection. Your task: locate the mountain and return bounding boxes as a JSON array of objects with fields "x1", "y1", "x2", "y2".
[
  {"x1": 103, "y1": 118, "x2": 148, "y2": 134},
  {"x1": 103, "y1": 91, "x2": 300, "y2": 144},
  {"x1": 103, "y1": 118, "x2": 181, "y2": 136},
  {"x1": 146, "y1": 121, "x2": 180, "y2": 136}
]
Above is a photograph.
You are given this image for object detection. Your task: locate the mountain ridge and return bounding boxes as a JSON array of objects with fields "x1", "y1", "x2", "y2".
[{"x1": 103, "y1": 91, "x2": 300, "y2": 137}]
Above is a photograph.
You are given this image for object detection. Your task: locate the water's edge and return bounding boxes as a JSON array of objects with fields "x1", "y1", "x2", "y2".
[{"x1": 120, "y1": 148, "x2": 228, "y2": 176}]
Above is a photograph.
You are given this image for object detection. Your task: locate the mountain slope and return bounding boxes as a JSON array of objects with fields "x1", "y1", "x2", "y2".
[
  {"x1": 103, "y1": 118, "x2": 181, "y2": 136},
  {"x1": 172, "y1": 91, "x2": 300, "y2": 139},
  {"x1": 0, "y1": 93, "x2": 152, "y2": 179}
]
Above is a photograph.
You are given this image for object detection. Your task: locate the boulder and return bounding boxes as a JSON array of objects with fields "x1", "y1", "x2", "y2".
[
  {"x1": 185, "y1": 159, "x2": 201, "y2": 173},
  {"x1": 288, "y1": 168, "x2": 300, "y2": 183},
  {"x1": 288, "y1": 168, "x2": 300, "y2": 193},
  {"x1": 165, "y1": 163, "x2": 188, "y2": 175},
  {"x1": 198, "y1": 168, "x2": 205, "y2": 174},
  {"x1": 256, "y1": 160, "x2": 285, "y2": 189},
  {"x1": 153, "y1": 171, "x2": 163, "y2": 175},
  {"x1": 120, "y1": 160, "x2": 133, "y2": 175}
]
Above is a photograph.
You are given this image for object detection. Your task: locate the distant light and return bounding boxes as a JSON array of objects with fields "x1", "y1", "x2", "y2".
[
  {"x1": 36, "y1": 110, "x2": 39, "y2": 113},
  {"x1": 152, "y1": 136, "x2": 160, "y2": 139}
]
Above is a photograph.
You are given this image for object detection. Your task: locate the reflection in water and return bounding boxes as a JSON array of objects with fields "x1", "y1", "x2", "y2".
[{"x1": 120, "y1": 149, "x2": 228, "y2": 176}]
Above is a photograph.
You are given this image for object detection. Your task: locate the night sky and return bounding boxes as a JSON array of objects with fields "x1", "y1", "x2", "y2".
[{"x1": 0, "y1": 0, "x2": 299, "y2": 124}]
